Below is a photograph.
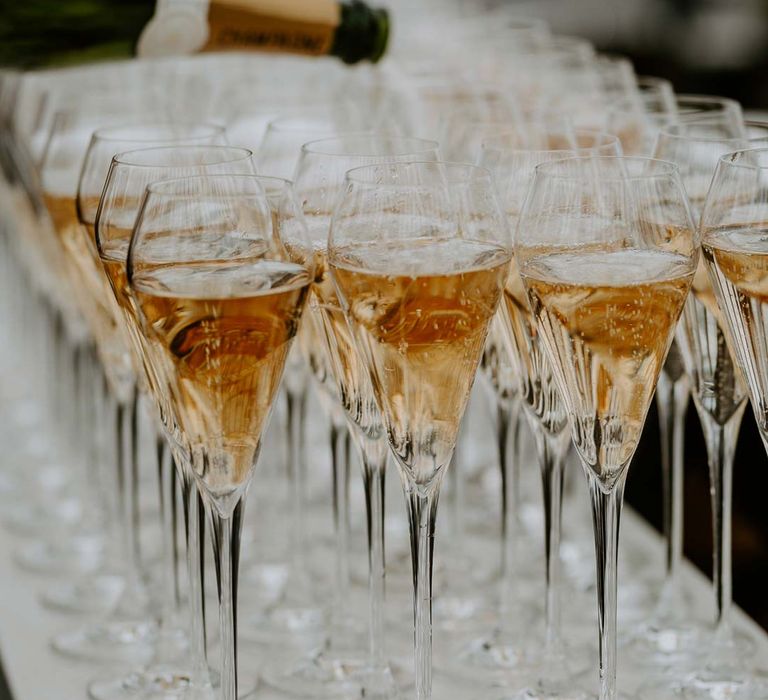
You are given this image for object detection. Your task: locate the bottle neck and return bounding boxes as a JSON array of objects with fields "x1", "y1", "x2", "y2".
[{"x1": 331, "y1": 1, "x2": 389, "y2": 64}]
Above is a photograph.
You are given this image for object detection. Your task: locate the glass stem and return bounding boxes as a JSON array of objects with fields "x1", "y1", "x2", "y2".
[
  {"x1": 179, "y1": 469, "x2": 210, "y2": 683},
  {"x1": 700, "y1": 406, "x2": 744, "y2": 635},
  {"x1": 656, "y1": 369, "x2": 689, "y2": 613},
  {"x1": 115, "y1": 384, "x2": 145, "y2": 617},
  {"x1": 499, "y1": 398, "x2": 522, "y2": 624},
  {"x1": 330, "y1": 419, "x2": 351, "y2": 644},
  {"x1": 360, "y1": 436, "x2": 388, "y2": 671},
  {"x1": 286, "y1": 381, "x2": 309, "y2": 578},
  {"x1": 404, "y1": 478, "x2": 441, "y2": 700},
  {"x1": 586, "y1": 470, "x2": 626, "y2": 700},
  {"x1": 153, "y1": 435, "x2": 178, "y2": 663},
  {"x1": 208, "y1": 496, "x2": 245, "y2": 700},
  {"x1": 533, "y1": 424, "x2": 569, "y2": 651}
]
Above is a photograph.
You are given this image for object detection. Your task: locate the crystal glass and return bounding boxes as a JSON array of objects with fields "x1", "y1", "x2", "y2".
[
  {"x1": 51, "y1": 127, "x2": 229, "y2": 667},
  {"x1": 127, "y1": 173, "x2": 314, "y2": 700},
  {"x1": 329, "y1": 161, "x2": 512, "y2": 700},
  {"x1": 515, "y1": 156, "x2": 697, "y2": 700},
  {"x1": 467, "y1": 129, "x2": 621, "y2": 697},
  {"x1": 643, "y1": 122, "x2": 768, "y2": 673},
  {"x1": 90, "y1": 144, "x2": 258, "y2": 700},
  {"x1": 646, "y1": 147, "x2": 768, "y2": 700},
  {"x1": 261, "y1": 135, "x2": 439, "y2": 699}
]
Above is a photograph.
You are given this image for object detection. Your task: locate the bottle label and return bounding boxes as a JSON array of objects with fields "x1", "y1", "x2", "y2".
[{"x1": 204, "y1": 0, "x2": 341, "y2": 55}]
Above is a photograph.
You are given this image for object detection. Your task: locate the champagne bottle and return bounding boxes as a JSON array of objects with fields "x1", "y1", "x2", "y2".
[{"x1": 0, "y1": 0, "x2": 389, "y2": 69}]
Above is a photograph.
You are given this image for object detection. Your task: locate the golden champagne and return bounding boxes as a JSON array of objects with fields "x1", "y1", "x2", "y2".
[
  {"x1": 131, "y1": 259, "x2": 310, "y2": 496},
  {"x1": 521, "y1": 248, "x2": 692, "y2": 483},
  {"x1": 42, "y1": 194, "x2": 135, "y2": 397},
  {"x1": 331, "y1": 238, "x2": 510, "y2": 485},
  {"x1": 499, "y1": 256, "x2": 567, "y2": 434},
  {"x1": 703, "y1": 227, "x2": 768, "y2": 433}
]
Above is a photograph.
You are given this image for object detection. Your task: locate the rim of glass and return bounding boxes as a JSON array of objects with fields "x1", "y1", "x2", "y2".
[
  {"x1": 532, "y1": 155, "x2": 680, "y2": 181},
  {"x1": 343, "y1": 160, "x2": 494, "y2": 186},
  {"x1": 91, "y1": 122, "x2": 225, "y2": 143},
  {"x1": 658, "y1": 119, "x2": 768, "y2": 143},
  {"x1": 144, "y1": 173, "x2": 284, "y2": 198},
  {"x1": 265, "y1": 115, "x2": 342, "y2": 133},
  {"x1": 481, "y1": 129, "x2": 620, "y2": 154},
  {"x1": 674, "y1": 94, "x2": 741, "y2": 111},
  {"x1": 716, "y1": 147, "x2": 768, "y2": 171},
  {"x1": 112, "y1": 144, "x2": 253, "y2": 168},
  {"x1": 300, "y1": 134, "x2": 439, "y2": 158}
]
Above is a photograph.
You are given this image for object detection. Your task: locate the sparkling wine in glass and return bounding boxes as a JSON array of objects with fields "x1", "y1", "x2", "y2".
[
  {"x1": 329, "y1": 161, "x2": 512, "y2": 700},
  {"x1": 516, "y1": 156, "x2": 696, "y2": 700}
]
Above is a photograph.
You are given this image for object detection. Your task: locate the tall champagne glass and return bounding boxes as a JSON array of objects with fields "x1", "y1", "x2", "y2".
[
  {"x1": 263, "y1": 135, "x2": 439, "y2": 699},
  {"x1": 91, "y1": 144, "x2": 258, "y2": 700},
  {"x1": 648, "y1": 121, "x2": 768, "y2": 671},
  {"x1": 471, "y1": 129, "x2": 621, "y2": 697},
  {"x1": 329, "y1": 161, "x2": 512, "y2": 700},
  {"x1": 655, "y1": 148, "x2": 768, "y2": 700},
  {"x1": 516, "y1": 156, "x2": 697, "y2": 700},
  {"x1": 128, "y1": 173, "x2": 314, "y2": 700},
  {"x1": 52, "y1": 126, "x2": 228, "y2": 666}
]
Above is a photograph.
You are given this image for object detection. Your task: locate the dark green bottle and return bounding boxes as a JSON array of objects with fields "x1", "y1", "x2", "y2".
[{"x1": 0, "y1": 0, "x2": 389, "y2": 69}]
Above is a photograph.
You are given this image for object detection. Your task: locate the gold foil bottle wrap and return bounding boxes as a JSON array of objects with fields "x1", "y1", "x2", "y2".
[{"x1": 204, "y1": 0, "x2": 341, "y2": 55}]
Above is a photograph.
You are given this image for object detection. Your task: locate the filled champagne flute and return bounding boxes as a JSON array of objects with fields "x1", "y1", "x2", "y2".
[
  {"x1": 51, "y1": 126, "x2": 229, "y2": 666},
  {"x1": 470, "y1": 129, "x2": 621, "y2": 696},
  {"x1": 656, "y1": 148, "x2": 768, "y2": 700},
  {"x1": 515, "y1": 156, "x2": 697, "y2": 700},
  {"x1": 91, "y1": 144, "x2": 258, "y2": 700},
  {"x1": 329, "y1": 161, "x2": 512, "y2": 700},
  {"x1": 262, "y1": 135, "x2": 439, "y2": 699},
  {"x1": 646, "y1": 121, "x2": 768, "y2": 673},
  {"x1": 127, "y1": 173, "x2": 314, "y2": 700}
]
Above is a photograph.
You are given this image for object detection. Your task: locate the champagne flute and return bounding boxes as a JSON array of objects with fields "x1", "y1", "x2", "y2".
[
  {"x1": 52, "y1": 127, "x2": 229, "y2": 666},
  {"x1": 91, "y1": 144, "x2": 258, "y2": 700},
  {"x1": 641, "y1": 140, "x2": 768, "y2": 699},
  {"x1": 127, "y1": 173, "x2": 314, "y2": 700},
  {"x1": 515, "y1": 156, "x2": 697, "y2": 700},
  {"x1": 329, "y1": 161, "x2": 512, "y2": 700},
  {"x1": 696, "y1": 146, "x2": 768, "y2": 700},
  {"x1": 469, "y1": 129, "x2": 621, "y2": 697},
  {"x1": 647, "y1": 121, "x2": 768, "y2": 672},
  {"x1": 263, "y1": 135, "x2": 439, "y2": 699}
]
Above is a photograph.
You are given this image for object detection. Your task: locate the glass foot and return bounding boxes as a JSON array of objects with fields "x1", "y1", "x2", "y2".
[
  {"x1": 239, "y1": 603, "x2": 325, "y2": 646},
  {"x1": 52, "y1": 620, "x2": 156, "y2": 665},
  {"x1": 2, "y1": 497, "x2": 82, "y2": 536},
  {"x1": 15, "y1": 534, "x2": 105, "y2": 575},
  {"x1": 622, "y1": 619, "x2": 707, "y2": 671},
  {"x1": 41, "y1": 573, "x2": 124, "y2": 614},
  {"x1": 261, "y1": 649, "x2": 367, "y2": 698},
  {"x1": 641, "y1": 671, "x2": 768, "y2": 700},
  {"x1": 88, "y1": 667, "x2": 206, "y2": 700}
]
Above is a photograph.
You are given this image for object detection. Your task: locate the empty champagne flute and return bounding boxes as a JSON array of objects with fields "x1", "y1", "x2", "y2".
[
  {"x1": 127, "y1": 173, "x2": 314, "y2": 700},
  {"x1": 329, "y1": 161, "x2": 512, "y2": 700},
  {"x1": 516, "y1": 156, "x2": 697, "y2": 700}
]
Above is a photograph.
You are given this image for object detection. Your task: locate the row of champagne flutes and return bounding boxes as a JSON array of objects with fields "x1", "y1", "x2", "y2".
[{"x1": 0, "y1": 9, "x2": 767, "y2": 700}]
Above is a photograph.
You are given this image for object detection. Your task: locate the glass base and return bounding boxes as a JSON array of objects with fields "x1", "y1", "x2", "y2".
[
  {"x1": 41, "y1": 573, "x2": 124, "y2": 614},
  {"x1": 448, "y1": 635, "x2": 536, "y2": 684},
  {"x1": 641, "y1": 671, "x2": 768, "y2": 700},
  {"x1": 496, "y1": 682, "x2": 592, "y2": 700},
  {"x1": 88, "y1": 666, "x2": 258, "y2": 700},
  {"x1": 622, "y1": 618, "x2": 707, "y2": 671},
  {"x1": 2, "y1": 497, "x2": 82, "y2": 536},
  {"x1": 15, "y1": 534, "x2": 105, "y2": 575},
  {"x1": 52, "y1": 620, "x2": 156, "y2": 665},
  {"x1": 261, "y1": 649, "x2": 370, "y2": 698},
  {"x1": 239, "y1": 603, "x2": 325, "y2": 646}
]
